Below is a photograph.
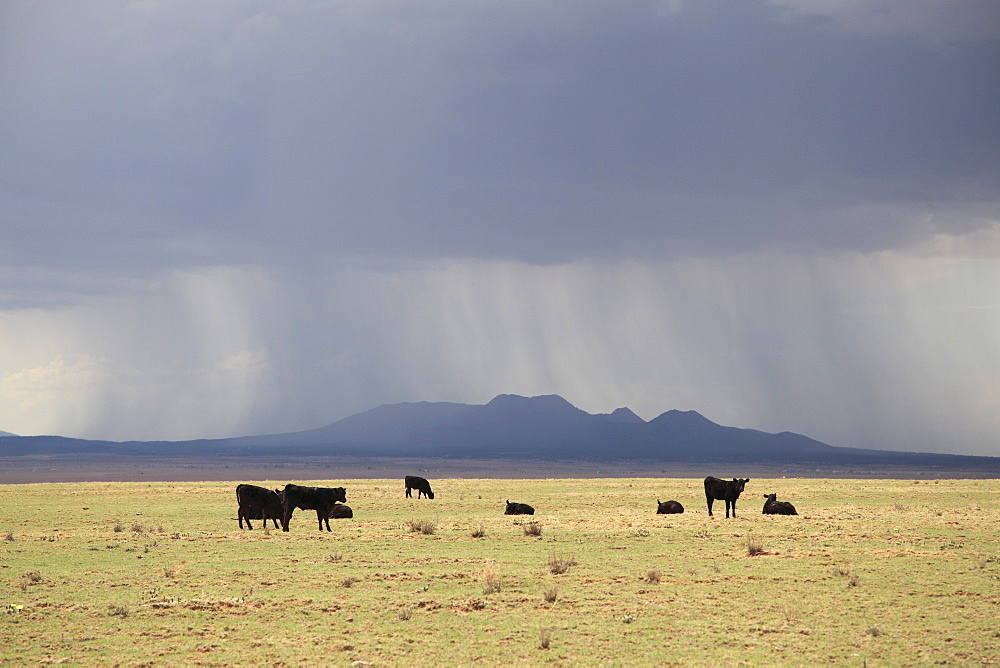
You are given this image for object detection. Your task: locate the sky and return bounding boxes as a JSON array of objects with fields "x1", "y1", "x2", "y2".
[{"x1": 1, "y1": 0, "x2": 998, "y2": 456}]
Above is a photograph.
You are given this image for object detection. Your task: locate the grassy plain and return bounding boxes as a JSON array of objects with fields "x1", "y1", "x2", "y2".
[{"x1": 1, "y1": 477, "x2": 998, "y2": 665}]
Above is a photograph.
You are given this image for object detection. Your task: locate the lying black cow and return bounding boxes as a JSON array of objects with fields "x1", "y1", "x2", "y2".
[
  {"x1": 656, "y1": 499, "x2": 684, "y2": 514},
  {"x1": 704, "y1": 476, "x2": 750, "y2": 518},
  {"x1": 328, "y1": 503, "x2": 353, "y2": 519},
  {"x1": 762, "y1": 493, "x2": 798, "y2": 515},
  {"x1": 504, "y1": 500, "x2": 534, "y2": 515},
  {"x1": 404, "y1": 475, "x2": 435, "y2": 499},
  {"x1": 236, "y1": 484, "x2": 284, "y2": 530},
  {"x1": 281, "y1": 483, "x2": 347, "y2": 531}
]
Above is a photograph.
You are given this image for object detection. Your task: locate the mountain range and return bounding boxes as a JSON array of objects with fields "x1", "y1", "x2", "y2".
[{"x1": 2, "y1": 394, "x2": 998, "y2": 472}]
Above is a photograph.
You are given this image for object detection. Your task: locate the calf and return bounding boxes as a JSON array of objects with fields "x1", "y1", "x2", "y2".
[
  {"x1": 656, "y1": 499, "x2": 684, "y2": 514},
  {"x1": 504, "y1": 500, "x2": 535, "y2": 515},
  {"x1": 328, "y1": 503, "x2": 353, "y2": 519},
  {"x1": 704, "y1": 476, "x2": 750, "y2": 518},
  {"x1": 281, "y1": 483, "x2": 347, "y2": 532},
  {"x1": 762, "y1": 493, "x2": 798, "y2": 515},
  {"x1": 236, "y1": 484, "x2": 284, "y2": 530},
  {"x1": 404, "y1": 475, "x2": 435, "y2": 499}
]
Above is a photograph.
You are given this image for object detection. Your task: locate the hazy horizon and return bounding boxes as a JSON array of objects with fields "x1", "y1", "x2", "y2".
[{"x1": 2, "y1": 1, "x2": 998, "y2": 456}]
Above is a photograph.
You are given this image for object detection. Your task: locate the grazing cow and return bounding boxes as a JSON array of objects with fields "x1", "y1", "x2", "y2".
[
  {"x1": 404, "y1": 475, "x2": 435, "y2": 499},
  {"x1": 656, "y1": 499, "x2": 684, "y2": 514},
  {"x1": 504, "y1": 500, "x2": 535, "y2": 515},
  {"x1": 281, "y1": 483, "x2": 347, "y2": 532},
  {"x1": 328, "y1": 503, "x2": 353, "y2": 519},
  {"x1": 704, "y1": 476, "x2": 750, "y2": 518},
  {"x1": 236, "y1": 484, "x2": 284, "y2": 530},
  {"x1": 762, "y1": 493, "x2": 798, "y2": 515}
]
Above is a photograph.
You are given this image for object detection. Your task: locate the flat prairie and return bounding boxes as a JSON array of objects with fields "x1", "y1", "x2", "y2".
[{"x1": 1, "y1": 477, "x2": 997, "y2": 665}]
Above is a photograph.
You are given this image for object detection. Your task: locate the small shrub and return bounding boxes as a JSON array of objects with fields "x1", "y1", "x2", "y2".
[
  {"x1": 163, "y1": 565, "x2": 177, "y2": 578},
  {"x1": 866, "y1": 625, "x2": 882, "y2": 637},
  {"x1": 471, "y1": 526, "x2": 486, "y2": 538},
  {"x1": 328, "y1": 552, "x2": 344, "y2": 563},
  {"x1": 539, "y1": 627, "x2": 553, "y2": 649},
  {"x1": 341, "y1": 576, "x2": 360, "y2": 588},
  {"x1": 620, "y1": 613, "x2": 638, "y2": 624},
  {"x1": 628, "y1": 528, "x2": 651, "y2": 538},
  {"x1": 847, "y1": 572, "x2": 861, "y2": 588},
  {"x1": 543, "y1": 586, "x2": 558, "y2": 603},
  {"x1": 833, "y1": 566, "x2": 852, "y2": 577},
  {"x1": 4, "y1": 531, "x2": 13, "y2": 542},
  {"x1": 408, "y1": 519, "x2": 436, "y2": 535},
  {"x1": 523, "y1": 522, "x2": 542, "y2": 537},
  {"x1": 481, "y1": 564, "x2": 502, "y2": 595},
  {"x1": 782, "y1": 605, "x2": 799, "y2": 623},
  {"x1": 113, "y1": 522, "x2": 124, "y2": 533},
  {"x1": 548, "y1": 552, "x2": 577, "y2": 575},
  {"x1": 109, "y1": 604, "x2": 129, "y2": 618},
  {"x1": 398, "y1": 607, "x2": 413, "y2": 621},
  {"x1": 19, "y1": 571, "x2": 43, "y2": 591},
  {"x1": 746, "y1": 536, "x2": 765, "y2": 556},
  {"x1": 710, "y1": 560, "x2": 721, "y2": 573},
  {"x1": 646, "y1": 568, "x2": 661, "y2": 584},
  {"x1": 130, "y1": 522, "x2": 144, "y2": 533}
]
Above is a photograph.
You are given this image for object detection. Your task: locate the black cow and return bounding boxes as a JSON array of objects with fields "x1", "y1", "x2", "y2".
[
  {"x1": 656, "y1": 499, "x2": 684, "y2": 514},
  {"x1": 281, "y1": 483, "x2": 347, "y2": 531},
  {"x1": 236, "y1": 484, "x2": 284, "y2": 530},
  {"x1": 328, "y1": 503, "x2": 353, "y2": 519},
  {"x1": 504, "y1": 500, "x2": 535, "y2": 515},
  {"x1": 762, "y1": 493, "x2": 798, "y2": 515},
  {"x1": 404, "y1": 475, "x2": 435, "y2": 499},
  {"x1": 704, "y1": 476, "x2": 750, "y2": 518}
]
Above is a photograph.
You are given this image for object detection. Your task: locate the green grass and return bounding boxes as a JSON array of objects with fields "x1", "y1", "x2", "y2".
[{"x1": 1, "y1": 477, "x2": 998, "y2": 665}]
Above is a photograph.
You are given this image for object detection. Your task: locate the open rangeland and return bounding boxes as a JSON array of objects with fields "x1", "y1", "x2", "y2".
[{"x1": 1, "y1": 477, "x2": 997, "y2": 665}]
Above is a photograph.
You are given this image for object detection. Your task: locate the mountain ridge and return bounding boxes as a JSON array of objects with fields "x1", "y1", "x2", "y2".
[{"x1": 1, "y1": 394, "x2": 997, "y2": 472}]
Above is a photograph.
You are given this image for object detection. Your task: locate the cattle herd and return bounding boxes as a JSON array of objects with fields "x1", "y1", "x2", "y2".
[{"x1": 236, "y1": 475, "x2": 800, "y2": 531}]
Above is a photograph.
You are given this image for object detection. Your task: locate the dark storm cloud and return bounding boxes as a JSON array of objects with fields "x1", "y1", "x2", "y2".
[{"x1": 2, "y1": 0, "x2": 998, "y2": 280}]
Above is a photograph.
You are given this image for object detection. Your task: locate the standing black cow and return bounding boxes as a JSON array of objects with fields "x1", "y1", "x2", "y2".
[
  {"x1": 236, "y1": 484, "x2": 284, "y2": 530},
  {"x1": 281, "y1": 483, "x2": 347, "y2": 532},
  {"x1": 704, "y1": 476, "x2": 750, "y2": 518},
  {"x1": 404, "y1": 476, "x2": 435, "y2": 499},
  {"x1": 504, "y1": 500, "x2": 535, "y2": 515},
  {"x1": 762, "y1": 493, "x2": 798, "y2": 515},
  {"x1": 656, "y1": 499, "x2": 684, "y2": 514}
]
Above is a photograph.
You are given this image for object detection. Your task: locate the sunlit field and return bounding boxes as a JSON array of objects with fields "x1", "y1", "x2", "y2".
[{"x1": 2, "y1": 477, "x2": 997, "y2": 665}]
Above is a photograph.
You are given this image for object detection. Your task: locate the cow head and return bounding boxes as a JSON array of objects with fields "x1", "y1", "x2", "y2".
[
  {"x1": 332, "y1": 487, "x2": 347, "y2": 503},
  {"x1": 764, "y1": 493, "x2": 776, "y2": 501},
  {"x1": 732, "y1": 478, "x2": 749, "y2": 492}
]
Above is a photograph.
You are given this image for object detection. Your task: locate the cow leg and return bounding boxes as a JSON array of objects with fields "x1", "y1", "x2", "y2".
[
  {"x1": 706, "y1": 497, "x2": 714, "y2": 516},
  {"x1": 282, "y1": 508, "x2": 293, "y2": 532},
  {"x1": 405, "y1": 487, "x2": 412, "y2": 498},
  {"x1": 239, "y1": 509, "x2": 252, "y2": 530}
]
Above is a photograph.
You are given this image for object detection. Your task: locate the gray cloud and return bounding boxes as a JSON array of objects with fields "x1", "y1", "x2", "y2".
[{"x1": 3, "y1": 0, "x2": 997, "y2": 277}]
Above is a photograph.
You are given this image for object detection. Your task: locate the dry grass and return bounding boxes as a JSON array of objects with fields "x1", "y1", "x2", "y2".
[
  {"x1": 745, "y1": 535, "x2": 766, "y2": 556},
  {"x1": 0, "y1": 477, "x2": 996, "y2": 666},
  {"x1": 408, "y1": 519, "x2": 436, "y2": 535},
  {"x1": 645, "y1": 568, "x2": 661, "y2": 584},
  {"x1": 523, "y1": 521, "x2": 542, "y2": 536},
  {"x1": 547, "y1": 552, "x2": 577, "y2": 575},
  {"x1": 481, "y1": 563, "x2": 502, "y2": 595}
]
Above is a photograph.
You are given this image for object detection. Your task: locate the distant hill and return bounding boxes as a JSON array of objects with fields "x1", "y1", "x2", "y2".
[{"x1": 1, "y1": 394, "x2": 998, "y2": 472}]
